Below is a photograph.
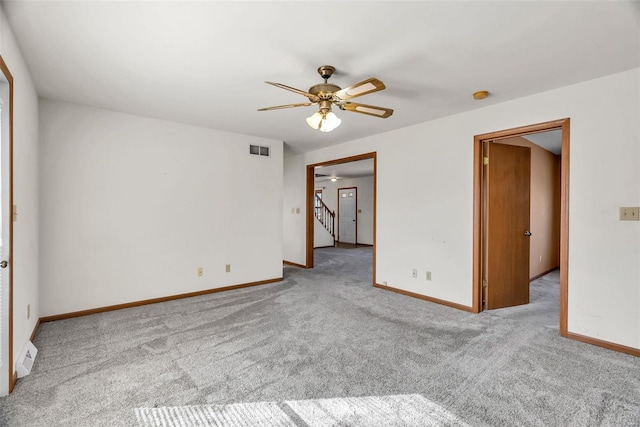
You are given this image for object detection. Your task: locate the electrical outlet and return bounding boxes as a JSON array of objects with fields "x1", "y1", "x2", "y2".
[
  {"x1": 225, "y1": 264, "x2": 231, "y2": 273},
  {"x1": 383, "y1": 281, "x2": 388, "y2": 286},
  {"x1": 197, "y1": 267, "x2": 203, "y2": 277},
  {"x1": 426, "y1": 271, "x2": 432, "y2": 281},
  {"x1": 412, "y1": 269, "x2": 418, "y2": 278},
  {"x1": 620, "y1": 207, "x2": 639, "y2": 221}
]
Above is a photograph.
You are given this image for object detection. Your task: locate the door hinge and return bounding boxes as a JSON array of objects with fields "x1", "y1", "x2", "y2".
[
  {"x1": 482, "y1": 278, "x2": 488, "y2": 288},
  {"x1": 13, "y1": 204, "x2": 17, "y2": 222},
  {"x1": 483, "y1": 157, "x2": 489, "y2": 165}
]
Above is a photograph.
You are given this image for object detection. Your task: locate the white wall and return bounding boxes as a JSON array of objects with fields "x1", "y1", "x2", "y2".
[
  {"x1": 39, "y1": 99, "x2": 283, "y2": 317},
  {"x1": 316, "y1": 176, "x2": 374, "y2": 245},
  {"x1": 0, "y1": 10, "x2": 40, "y2": 385},
  {"x1": 283, "y1": 68, "x2": 640, "y2": 350},
  {"x1": 283, "y1": 155, "x2": 305, "y2": 264},
  {"x1": 313, "y1": 217, "x2": 334, "y2": 248}
]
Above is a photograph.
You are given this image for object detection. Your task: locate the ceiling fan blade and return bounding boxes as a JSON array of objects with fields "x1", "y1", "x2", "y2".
[
  {"x1": 265, "y1": 81, "x2": 320, "y2": 102},
  {"x1": 341, "y1": 102, "x2": 393, "y2": 118},
  {"x1": 258, "y1": 102, "x2": 315, "y2": 111},
  {"x1": 334, "y1": 78, "x2": 386, "y2": 100}
]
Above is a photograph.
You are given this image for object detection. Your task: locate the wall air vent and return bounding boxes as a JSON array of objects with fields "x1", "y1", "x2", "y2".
[
  {"x1": 16, "y1": 340, "x2": 38, "y2": 378},
  {"x1": 249, "y1": 145, "x2": 270, "y2": 157}
]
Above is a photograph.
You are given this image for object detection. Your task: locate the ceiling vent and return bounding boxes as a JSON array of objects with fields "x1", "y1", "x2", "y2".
[{"x1": 249, "y1": 145, "x2": 270, "y2": 157}]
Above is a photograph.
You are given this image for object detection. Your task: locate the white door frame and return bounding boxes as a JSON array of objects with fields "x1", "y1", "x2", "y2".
[{"x1": 0, "y1": 56, "x2": 14, "y2": 396}]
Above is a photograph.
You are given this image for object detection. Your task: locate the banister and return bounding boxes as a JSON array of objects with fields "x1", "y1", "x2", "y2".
[{"x1": 314, "y1": 194, "x2": 335, "y2": 238}]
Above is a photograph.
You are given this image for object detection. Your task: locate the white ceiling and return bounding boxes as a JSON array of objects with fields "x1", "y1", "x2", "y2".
[
  {"x1": 523, "y1": 130, "x2": 563, "y2": 155},
  {"x1": 3, "y1": 1, "x2": 639, "y2": 156},
  {"x1": 315, "y1": 159, "x2": 374, "y2": 183}
]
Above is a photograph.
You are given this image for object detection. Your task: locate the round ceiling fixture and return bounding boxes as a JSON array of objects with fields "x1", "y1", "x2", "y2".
[{"x1": 473, "y1": 90, "x2": 489, "y2": 100}]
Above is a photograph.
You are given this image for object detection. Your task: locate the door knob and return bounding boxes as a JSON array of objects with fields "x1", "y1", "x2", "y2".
[
  {"x1": 0, "y1": 260, "x2": 7, "y2": 268},
  {"x1": 524, "y1": 231, "x2": 532, "y2": 237}
]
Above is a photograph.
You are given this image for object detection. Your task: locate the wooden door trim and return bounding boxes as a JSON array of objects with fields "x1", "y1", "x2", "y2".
[
  {"x1": 473, "y1": 118, "x2": 570, "y2": 338},
  {"x1": 305, "y1": 152, "x2": 376, "y2": 287},
  {"x1": 337, "y1": 186, "x2": 357, "y2": 245},
  {"x1": 0, "y1": 56, "x2": 14, "y2": 393}
]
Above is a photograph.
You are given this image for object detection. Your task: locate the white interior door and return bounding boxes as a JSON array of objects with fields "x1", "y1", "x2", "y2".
[
  {"x1": 0, "y1": 69, "x2": 11, "y2": 396},
  {"x1": 338, "y1": 188, "x2": 357, "y2": 244}
]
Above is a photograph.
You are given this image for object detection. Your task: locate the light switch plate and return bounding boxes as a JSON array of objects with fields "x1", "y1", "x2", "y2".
[{"x1": 620, "y1": 207, "x2": 639, "y2": 221}]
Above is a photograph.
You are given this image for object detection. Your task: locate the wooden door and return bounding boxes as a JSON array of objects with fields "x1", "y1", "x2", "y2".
[
  {"x1": 338, "y1": 188, "x2": 357, "y2": 244},
  {"x1": 485, "y1": 143, "x2": 531, "y2": 309}
]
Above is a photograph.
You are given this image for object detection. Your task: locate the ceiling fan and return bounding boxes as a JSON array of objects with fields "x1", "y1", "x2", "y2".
[
  {"x1": 258, "y1": 65, "x2": 393, "y2": 132},
  {"x1": 315, "y1": 173, "x2": 340, "y2": 182}
]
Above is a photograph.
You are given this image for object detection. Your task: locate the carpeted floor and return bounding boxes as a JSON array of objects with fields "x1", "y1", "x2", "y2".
[
  {"x1": 0, "y1": 247, "x2": 638, "y2": 426},
  {"x1": 134, "y1": 394, "x2": 471, "y2": 427},
  {"x1": 490, "y1": 268, "x2": 560, "y2": 329}
]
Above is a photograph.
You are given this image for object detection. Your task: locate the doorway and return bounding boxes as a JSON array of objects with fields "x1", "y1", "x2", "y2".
[
  {"x1": 473, "y1": 119, "x2": 570, "y2": 337},
  {"x1": 305, "y1": 152, "x2": 376, "y2": 285},
  {"x1": 0, "y1": 56, "x2": 14, "y2": 396}
]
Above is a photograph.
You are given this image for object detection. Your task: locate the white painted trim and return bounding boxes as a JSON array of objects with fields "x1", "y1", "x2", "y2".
[{"x1": 0, "y1": 80, "x2": 10, "y2": 397}]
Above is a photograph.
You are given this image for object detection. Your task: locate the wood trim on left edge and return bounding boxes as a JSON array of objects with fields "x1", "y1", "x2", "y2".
[
  {"x1": 0, "y1": 56, "x2": 15, "y2": 393},
  {"x1": 40, "y1": 278, "x2": 283, "y2": 323},
  {"x1": 305, "y1": 165, "x2": 315, "y2": 268},
  {"x1": 472, "y1": 134, "x2": 483, "y2": 313}
]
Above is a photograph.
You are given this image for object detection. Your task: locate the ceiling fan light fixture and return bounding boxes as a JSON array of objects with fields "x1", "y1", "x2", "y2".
[
  {"x1": 318, "y1": 111, "x2": 341, "y2": 132},
  {"x1": 306, "y1": 111, "x2": 323, "y2": 129}
]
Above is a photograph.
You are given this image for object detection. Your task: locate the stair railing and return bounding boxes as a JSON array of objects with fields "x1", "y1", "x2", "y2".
[{"x1": 314, "y1": 194, "x2": 335, "y2": 239}]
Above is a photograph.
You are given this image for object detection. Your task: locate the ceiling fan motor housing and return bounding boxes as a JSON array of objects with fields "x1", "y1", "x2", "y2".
[
  {"x1": 308, "y1": 83, "x2": 341, "y2": 101},
  {"x1": 310, "y1": 65, "x2": 341, "y2": 102}
]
